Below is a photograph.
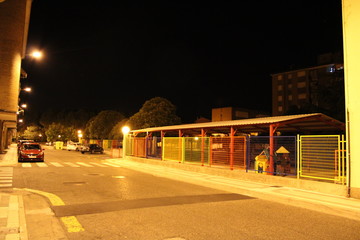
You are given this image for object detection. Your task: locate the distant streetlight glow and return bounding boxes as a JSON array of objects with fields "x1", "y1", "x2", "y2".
[
  {"x1": 23, "y1": 87, "x2": 32, "y2": 92},
  {"x1": 29, "y1": 50, "x2": 43, "y2": 59},
  {"x1": 77, "y1": 130, "x2": 83, "y2": 142},
  {"x1": 20, "y1": 104, "x2": 27, "y2": 108}
]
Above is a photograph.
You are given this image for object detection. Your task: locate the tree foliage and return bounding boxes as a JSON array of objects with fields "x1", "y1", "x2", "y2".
[
  {"x1": 45, "y1": 123, "x2": 78, "y2": 142},
  {"x1": 84, "y1": 110, "x2": 125, "y2": 139},
  {"x1": 20, "y1": 125, "x2": 45, "y2": 141},
  {"x1": 128, "y1": 97, "x2": 181, "y2": 129},
  {"x1": 108, "y1": 119, "x2": 129, "y2": 139}
]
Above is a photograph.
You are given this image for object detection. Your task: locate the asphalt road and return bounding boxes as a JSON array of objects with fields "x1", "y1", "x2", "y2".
[{"x1": 12, "y1": 147, "x2": 360, "y2": 240}]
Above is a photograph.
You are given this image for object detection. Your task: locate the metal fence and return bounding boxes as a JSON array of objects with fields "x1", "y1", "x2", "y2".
[
  {"x1": 122, "y1": 134, "x2": 346, "y2": 184},
  {"x1": 247, "y1": 136, "x2": 297, "y2": 175},
  {"x1": 298, "y1": 135, "x2": 346, "y2": 184},
  {"x1": 147, "y1": 136, "x2": 162, "y2": 159},
  {"x1": 184, "y1": 137, "x2": 210, "y2": 165},
  {"x1": 163, "y1": 137, "x2": 183, "y2": 162},
  {"x1": 210, "y1": 136, "x2": 246, "y2": 169}
]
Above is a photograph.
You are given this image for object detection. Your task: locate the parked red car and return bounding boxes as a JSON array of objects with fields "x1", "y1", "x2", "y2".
[{"x1": 18, "y1": 143, "x2": 45, "y2": 162}]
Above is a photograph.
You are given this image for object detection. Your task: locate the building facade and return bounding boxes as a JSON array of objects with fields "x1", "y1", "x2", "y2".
[
  {"x1": 271, "y1": 63, "x2": 344, "y2": 119},
  {"x1": 0, "y1": 0, "x2": 32, "y2": 152},
  {"x1": 212, "y1": 107, "x2": 269, "y2": 122}
]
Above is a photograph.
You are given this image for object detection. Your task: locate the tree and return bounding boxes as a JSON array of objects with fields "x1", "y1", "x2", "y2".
[
  {"x1": 45, "y1": 123, "x2": 77, "y2": 142},
  {"x1": 108, "y1": 119, "x2": 129, "y2": 139},
  {"x1": 85, "y1": 110, "x2": 125, "y2": 139},
  {"x1": 20, "y1": 125, "x2": 44, "y2": 141},
  {"x1": 128, "y1": 97, "x2": 181, "y2": 129}
]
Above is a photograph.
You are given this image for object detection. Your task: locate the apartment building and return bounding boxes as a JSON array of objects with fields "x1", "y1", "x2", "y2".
[
  {"x1": 0, "y1": 0, "x2": 32, "y2": 152},
  {"x1": 271, "y1": 63, "x2": 344, "y2": 118}
]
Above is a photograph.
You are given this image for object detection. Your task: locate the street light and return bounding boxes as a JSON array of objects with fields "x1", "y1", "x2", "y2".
[
  {"x1": 29, "y1": 50, "x2": 42, "y2": 59},
  {"x1": 22, "y1": 87, "x2": 32, "y2": 92},
  {"x1": 121, "y1": 126, "x2": 130, "y2": 159},
  {"x1": 77, "y1": 130, "x2": 83, "y2": 143}
]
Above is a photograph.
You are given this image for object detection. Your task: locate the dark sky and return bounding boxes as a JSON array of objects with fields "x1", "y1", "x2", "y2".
[{"x1": 21, "y1": 0, "x2": 343, "y2": 123}]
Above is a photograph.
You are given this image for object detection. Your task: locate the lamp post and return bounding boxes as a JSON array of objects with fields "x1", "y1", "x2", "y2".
[
  {"x1": 77, "y1": 130, "x2": 83, "y2": 144},
  {"x1": 121, "y1": 126, "x2": 130, "y2": 159}
]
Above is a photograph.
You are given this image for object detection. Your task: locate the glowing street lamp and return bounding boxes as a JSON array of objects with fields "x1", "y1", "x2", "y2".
[
  {"x1": 22, "y1": 87, "x2": 32, "y2": 92},
  {"x1": 27, "y1": 50, "x2": 43, "y2": 60},
  {"x1": 122, "y1": 126, "x2": 130, "y2": 135},
  {"x1": 31, "y1": 51, "x2": 42, "y2": 59},
  {"x1": 20, "y1": 104, "x2": 27, "y2": 108},
  {"x1": 121, "y1": 126, "x2": 130, "y2": 159},
  {"x1": 77, "y1": 130, "x2": 83, "y2": 143}
]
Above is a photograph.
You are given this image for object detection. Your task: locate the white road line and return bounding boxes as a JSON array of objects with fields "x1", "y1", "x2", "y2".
[
  {"x1": 49, "y1": 162, "x2": 64, "y2": 167},
  {"x1": 22, "y1": 163, "x2": 32, "y2": 168},
  {"x1": 0, "y1": 180, "x2": 12, "y2": 183},
  {"x1": 89, "y1": 162, "x2": 108, "y2": 167},
  {"x1": 102, "y1": 162, "x2": 122, "y2": 167},
  {"x1": 36, "y1": 163, "x2": 48, "y2": 167},
  {"x1": 0, "y1": 184, "x2": 12, "y2": 188},
  {"x1": 7, "y1": 195, "x2": 19, "y2": 228},
  {"x1": 63, "y1": 162, "x2": 80, "y2": 167},
  {"x1": 0, "y1": 177, "x2": 12, "y2": 180},
  {"x1": 76, "y1": 162, "x2": 93, "y2": 167}
]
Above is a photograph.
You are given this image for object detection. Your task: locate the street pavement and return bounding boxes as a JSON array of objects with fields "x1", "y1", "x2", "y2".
[{"x1": 0, "y1": 143, "x2": 360, "y2": 239}]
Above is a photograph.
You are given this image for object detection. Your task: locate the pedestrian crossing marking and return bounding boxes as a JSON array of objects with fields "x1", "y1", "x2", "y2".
[
  {"x1": 0, "y1": 180, "x2": 12, "y2": 183},
  {"x1": 0, "y1": 167, "x2": 13, "y2": 188},
  {"x1": 63, "y1": 162, "x2": 80, "y2": 167},
  {"x1": 76, "y1": 162, "x2": 93, "y2": 167},
  {"x1": 89, "y1": 162, "x2": 107, "y2": 167},
  {"x1": 102, "y1": 162, "x2": 121, "y2": 167},
  {"x1": 49, "y1": 162, "x2": 64, "y2": 167},
  {"x1": 0, "y1": 177, "x2": 12, "y2": 180},
  {"x1": 17, "y1": 162, "x2": 115, "y2": 168},
  {"x1": 36, "y1": 163, "x2": 48, "y2": 167}
]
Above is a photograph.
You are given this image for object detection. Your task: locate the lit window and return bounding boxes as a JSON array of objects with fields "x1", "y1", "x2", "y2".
[
  {"x1": 288, "y1": 74, "x2": 292, "y2": 79},
  {"x1": 298, "y1": 93, "x2": 307, "y2": 99},
  {"x1": 277, "y1": 85, "x2": 283, "y2": 91},
  {"x1": 278, "y1": 106, "x2": 283, "y2": 112},
  {"x1": 278, "y1": 96, "x2": 283, "y2": 101},
  {"x1": 288, "y1": 83, "x2": 292, "y2": 88},
  {"x1": 277, "y1": 75, "x2": 283, "y2": 81},
  {"x1": 288, "y1": 95, "x2": 293, "y2": 101},
  {"x1": 297, "y1": 71, "x2": 306, "y2": 77},
  {"x1": 297, "y1": 82, "x2": 306, "y2": 88}
]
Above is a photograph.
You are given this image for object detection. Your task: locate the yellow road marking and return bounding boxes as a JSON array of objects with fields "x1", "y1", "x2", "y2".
[
  {"x1": 61, "y1": 216, "x2": 85, "y2": 232},
  {"x1": 17, "y1": 188, "x2": 85, "y2": 232},
  {"x1": 22, "y1": 188, "x2": 65, "y2": 206}
]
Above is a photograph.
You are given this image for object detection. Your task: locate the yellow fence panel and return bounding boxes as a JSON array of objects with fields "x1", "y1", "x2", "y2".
[
  {"x1": 163, "y1": 137, "x2": 183, "y2": 162},
  {"x1": 299, "y1": 135, "x2": 346, "y2": 184}
]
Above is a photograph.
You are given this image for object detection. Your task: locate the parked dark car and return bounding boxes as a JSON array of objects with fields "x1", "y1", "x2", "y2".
[
  {"x1": 80, "y1": 144, "x2": 104, "y2": 154},
  {"x1": 18, "y1": 142, "x2": 45, "y2": 162}
]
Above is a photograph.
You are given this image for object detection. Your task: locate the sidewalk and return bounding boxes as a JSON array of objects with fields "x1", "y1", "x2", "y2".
[{"x1": 0, "y1": 144, "x2": 27, "y2": 240}]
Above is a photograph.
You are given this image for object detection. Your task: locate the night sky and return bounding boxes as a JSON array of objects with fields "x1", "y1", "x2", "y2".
[{"x1": 21, "y1": 0, "x2": 344, "y2": 123}]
